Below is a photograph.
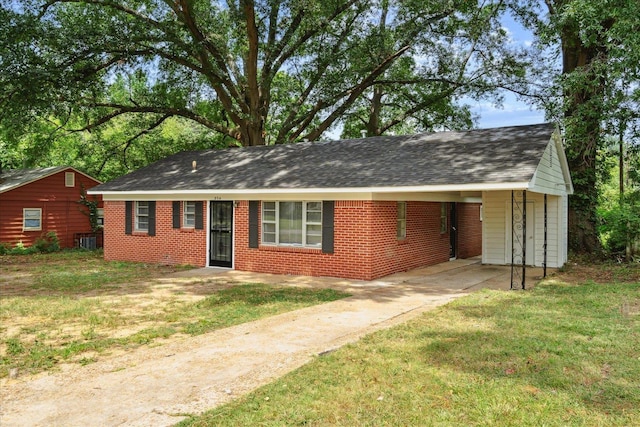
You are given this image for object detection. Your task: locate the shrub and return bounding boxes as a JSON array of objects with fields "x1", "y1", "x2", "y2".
[
  {"x1": 33, "y1": 232, "x2": 61, "y2": 253},
  {"x1": 0, "y1": 242, "x2": 10, "y2": 255},
  {"x1": 599, "y1": 195, "x2": 640, "y2": 260}
]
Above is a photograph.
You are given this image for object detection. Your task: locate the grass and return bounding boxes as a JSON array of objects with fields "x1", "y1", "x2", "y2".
[
  {"x1": 0, "y1": 251, "x2": 349, "y2": 378},
  {"x1": 179, "y1": 268, "x2": 640, "y2": 426}
]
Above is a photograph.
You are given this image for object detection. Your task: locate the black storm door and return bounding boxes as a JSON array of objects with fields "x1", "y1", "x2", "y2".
[
  {"x1": 449, "y1": 202, "x2": 458, "y2": 259},
  {"x1": 210, "y1": 201, "x2": 233, "y2": 267}
]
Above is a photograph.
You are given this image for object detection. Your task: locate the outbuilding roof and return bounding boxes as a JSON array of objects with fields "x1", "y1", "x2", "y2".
[
  {"x1": 0, "y1": 166, "x2": 102, "y2": 194},
  {"x1": 0, "y1": 166, "x2": 67, "y2": 194},
  {"x1": 92, "y1": 123, "x2": 556, "y2": 193}
]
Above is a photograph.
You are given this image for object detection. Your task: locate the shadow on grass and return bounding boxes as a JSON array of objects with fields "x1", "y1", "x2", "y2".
[{"x1": 416, "y1": 282, "x2": 640, "y2": 414}]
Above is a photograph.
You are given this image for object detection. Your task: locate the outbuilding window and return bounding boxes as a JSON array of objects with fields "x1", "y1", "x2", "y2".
[
  {"x1": 96, "y1": 208, "x2": 104, "y2": 227},
  {"x1": 262, "y1": 201, "x2": 322, "y2": 247},
  {"x1": 135, "y1": 201, "x2": 149, "y2": 232},
  {"x1": 440, "y1": 203, "x2": 448, "y2": 234},
  {"x1": 65, "y1": 172, "x2": 75, "y2": 187},
  {"x1": 23, "y1": 208, "x2": 42, "y2": 231}
]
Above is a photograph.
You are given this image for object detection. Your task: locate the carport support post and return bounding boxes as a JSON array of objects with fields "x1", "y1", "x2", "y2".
[
  {"x1": 510, "y1": 190, "x2": 527, "y2": 290},
  {"x1": 522, "y1": 190, "x2": 526, "y2": 290},
  {"x1": 544, "y1": 194, "x2": 548, "y2": 278}
]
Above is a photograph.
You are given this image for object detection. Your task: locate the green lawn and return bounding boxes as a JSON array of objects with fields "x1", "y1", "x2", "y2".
[{"x1": 180, "y1": 271, "x2": 640, "y2": 426}]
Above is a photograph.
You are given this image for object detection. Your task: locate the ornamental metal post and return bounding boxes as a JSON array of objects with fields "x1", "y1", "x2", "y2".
[
  {"x1": 511, "y1": 190, "x2": 527, "y2": 290},
  {"x1": 543, "y1": 194, "x2": 548, "y2": 278}
]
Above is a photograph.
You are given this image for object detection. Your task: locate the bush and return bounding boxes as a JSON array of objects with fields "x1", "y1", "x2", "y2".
[
  {"x1": 0, "y1": 242, "x2": 10, "y2": 255},
  {"x1": 598, "y1": 195, "x2": 640, "y2": 260},
  {"x1": 1, "y1": 232, "x2": 61, "y2": 255},
  {"x1": 32, "y1": 232, "x2": 61, "y2": 253}
]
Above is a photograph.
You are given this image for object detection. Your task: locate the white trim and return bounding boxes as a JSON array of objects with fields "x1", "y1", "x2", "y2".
[
  {"x1": 183, "y1": 201, "x2": 196, "y2": 228},
  {"x1": 22, "y1": 208, "x2": 42, "y2": 231},
  {"x1": 65, "y1": 172, "x2": 75, "y2": 187},
  {"x1": 134, "y1": 201, "x2": 149, "y2": 232},
  {"x1": 261, "y1": 201, "x2": 323, "y2": 248},
  {"x1": 93, "y1": 182, "x2": 530, "y2": 201}
]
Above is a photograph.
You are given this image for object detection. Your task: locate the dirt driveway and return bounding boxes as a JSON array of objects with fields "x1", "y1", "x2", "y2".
[{"x1": 1, "y1": 260, "x2": 543, "y2": 426}]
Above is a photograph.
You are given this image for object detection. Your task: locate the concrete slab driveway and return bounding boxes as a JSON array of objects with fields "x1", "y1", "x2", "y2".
[{"x1": 0, "y1": 260, "x2": 544, "y2": 426}]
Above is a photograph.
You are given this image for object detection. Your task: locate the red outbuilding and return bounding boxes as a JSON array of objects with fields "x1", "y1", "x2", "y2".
[{"x1": 0, "y1": 166, "x2": 103, "y2": 249}]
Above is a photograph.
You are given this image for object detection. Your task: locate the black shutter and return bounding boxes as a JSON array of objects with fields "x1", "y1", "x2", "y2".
[
  {"x1": 322, "y1": 201, "x2": 334, "y2": 254},
  {"x1": 148, "y1": 201, "x2": 156, "y2": 236},
  {"x1": 172, "y1": 201, "x2": 181, "y2": 229},
  {"x1": 249, "y1": 201, "x2": 259, "y2": 248},
  {"x1": 195, "y1": 201, "x2": 204, "y2": 230},
  {"x1": 125, "y1": 201, "x2": 133, "y2": 235}
]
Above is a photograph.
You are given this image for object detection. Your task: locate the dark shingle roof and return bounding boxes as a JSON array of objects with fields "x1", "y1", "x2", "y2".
[
  {"x1": 0, "y1": 166, "x2": 68, "y2": 194},
  {"x1": 92, "y1": 123, "x2": 555, "y2": 193}
]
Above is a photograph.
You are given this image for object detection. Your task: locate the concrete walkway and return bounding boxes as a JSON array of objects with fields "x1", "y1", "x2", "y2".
[{"x1": 0, "y1": 260, "x2": 546, "y2": 426}]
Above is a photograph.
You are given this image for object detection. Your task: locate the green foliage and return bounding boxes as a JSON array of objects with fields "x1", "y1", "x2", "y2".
[
  {"x1": 599, "y1": 197, "x2": 640, "y2": 258},
  {"x1": 78, "y1": 186, "x2": 101, "y2": 232},
  {"x1": 32, "y1": 232, "x2": 60, "y2": 254},
  {"x1": 2, "y1": 0, "x2": 525, "y2": 168},
  {"x1": 1, "y1": 232, "x2": 60, "y2": 255}
]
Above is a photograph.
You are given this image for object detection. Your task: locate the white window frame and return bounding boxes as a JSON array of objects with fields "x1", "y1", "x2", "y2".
[
  {"x1": 96, "y1": 208, "x2": 105, "y2": 228},
  {"x1": 65, "y1": 172, "x2": 75, "y2": 187},
  {"x1": 261, "y1": 201, "x2": 322, "y2": 248},
  {"x1": 183, "y1": 201, "x2": 196, "y2": 228},
  {"x1": 23, "y1": 208, "x2": 42, "y2": 231},
  {"x1": 440, "y1": 203, "x2": 448, "y2": 234},
  {"x1": 135, "y1": 201, "x2": 149, "y2": 232},
  {"x1": 397, "y1": 202, "x2": 407, "y2": 239}
]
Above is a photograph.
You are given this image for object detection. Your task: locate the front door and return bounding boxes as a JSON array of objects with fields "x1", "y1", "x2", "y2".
[
  {"x1": 210, "y1": 201, "x2": 233, "y2": 267},
  {"x1": 449, "y1": 202, "x2": 458, "y2": 259}
]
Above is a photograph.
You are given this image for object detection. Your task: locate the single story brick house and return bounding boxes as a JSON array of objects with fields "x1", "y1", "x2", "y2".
[
  {"x1": 89, "y1": 123, "x2": 573, "y2": 280},
  {"x1": 0, "y1": 166, "x2": 103, "y2": 248}
]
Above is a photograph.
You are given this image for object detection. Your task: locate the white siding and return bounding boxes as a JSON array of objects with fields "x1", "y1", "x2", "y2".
[
  {"x1": 482, "y1": 191, "x2": 567, "y2": 268},
  {"x1": 530, "y1": 138, "x2": 570, "y2": 196},
  {"x1": 482, "y1": 191, "x2": 509, "y2": 265}
]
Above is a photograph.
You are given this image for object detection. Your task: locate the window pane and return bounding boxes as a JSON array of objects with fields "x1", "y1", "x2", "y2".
[
  {"x1": 306, "y1": 211, "x2": 321, "y2": 223},
  {"x1": 25, "y1": 219, "x2": 40, "y2": 228},
  {"x1": 263, "y1": 232, "x2": 276, "y2": 243},
  {"x1": 306, "y1": 224, "x2": 322, "y2": 246},
  {"x1": 307, "y1": 201, "x2": 321, "y2": 211},
  {"x1": 263, "y1": 209, "x2": 276, "y2": 222},
  {"x1": 263, "y1": 223, "x2": 276, "y2": 233},
  {"x1": 137, "y1": 202, "x2": 149, "y2": 215},
  {"x1": 279, "y1": 202, "x2": 302, "y2": 244}
]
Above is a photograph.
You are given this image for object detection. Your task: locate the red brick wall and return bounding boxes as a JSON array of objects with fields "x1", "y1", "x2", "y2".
[
  {"x1": 103, "y1": 200, "x2": 207, "y2": 266},
  {"x1": 234, "y1": 201, "x2": 374, "y2": 279},
  {"x1": 370, "y1": 202, "x2": 451, "y2": 278},
  {"x1": 457, "y1": 202, "x2": 482, "y2": 259},
  {"x1": 0, "y1": 169, "x2": 102, "y2": 248},
  {"x1": 234, "y1": 201, "x2": 450, "y2": 280},
  {"x1": 102, "y1": 199, "x2": 481, "y2": 279}
]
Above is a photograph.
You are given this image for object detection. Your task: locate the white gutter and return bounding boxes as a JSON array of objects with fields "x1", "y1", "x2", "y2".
[{"x1": 89, "y1": 182, "x2": 530, "y2": 197}]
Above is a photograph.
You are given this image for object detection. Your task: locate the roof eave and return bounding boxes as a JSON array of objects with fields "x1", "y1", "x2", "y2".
[{"x1": 91, "y1": 182, "x2": 531, "y2": 199}]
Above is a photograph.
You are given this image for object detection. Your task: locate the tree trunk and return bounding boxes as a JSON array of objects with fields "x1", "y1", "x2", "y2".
[{"x1": 561, "y1": 21, "x2": 606, "y2": 255}]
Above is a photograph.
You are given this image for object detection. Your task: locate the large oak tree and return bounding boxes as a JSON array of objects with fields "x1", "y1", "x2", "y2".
[{"x1": 1, "y1": 0, "x2": 521, "y2": 153}]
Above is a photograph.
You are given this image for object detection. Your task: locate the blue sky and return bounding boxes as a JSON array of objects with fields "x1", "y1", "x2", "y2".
[
  {"x1": 471, "y1": 13, "x2": 548, "y2": 129},
  {"x1": 472, "y1": 93, "x2": 546, "y2": 128}
]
